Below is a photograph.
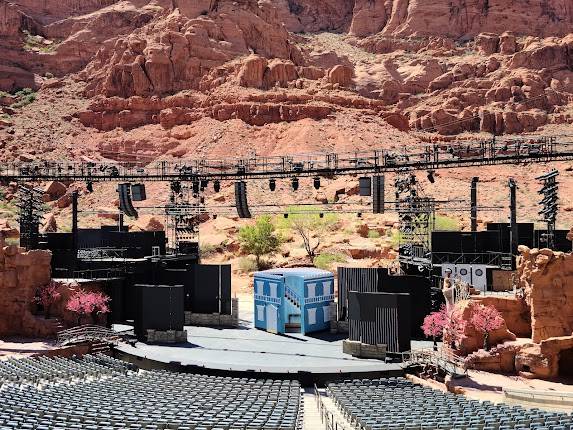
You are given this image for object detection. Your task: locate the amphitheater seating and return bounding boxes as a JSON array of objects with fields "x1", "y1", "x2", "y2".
[
  {"x1": 328, "y1": 378, "x2": 573, "y2": 430},
  {"x1": 0, "y1": 354, "x2": 302, "y2": 430},
  {"x1": 0, "y1": 353, "x2": 136, "y2": 385}
]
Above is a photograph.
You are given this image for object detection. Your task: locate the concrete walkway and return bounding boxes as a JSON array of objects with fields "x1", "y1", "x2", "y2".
[{"x1": 303, "y1": 387, "x2": 355, "y2": 430}]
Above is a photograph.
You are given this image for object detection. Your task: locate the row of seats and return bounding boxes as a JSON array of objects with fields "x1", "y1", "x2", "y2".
[
  {"x1": 0, "y1": 355, "x2": 302, "y2": 430},
  {"x1": 0, "y1": 354, "x2": 135, "y2": 385},
  {"x1": 328, "y1": 378, "x2": 573, "y2": 430}
]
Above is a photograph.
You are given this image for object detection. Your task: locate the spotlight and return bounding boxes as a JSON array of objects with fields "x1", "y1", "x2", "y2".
[
  {"x1": 269, "y1": 179, "x2": 276, "y2": 192},
  {"x1": 86, "y1": 182, "x2": 93, "y2": 193},
  {"x1": 427, "y1": 170, "x2": 435, "y2": 184},
  {"x1": 291, "y1": 177, "x2": 299, "y2": 191},
  {"x1": 200, "y1": 179, "x2": 209, "y2": 190},
  {"x1": 313, "y1": 177, "x2": 321, "y2": 190},
  {"x1": 283, "y1": 213, "x2": 289, "y2": 218},
  {"x1": 357, "y1": 212, "x2": 362, "y2": 218},
  {"x1": 192, "y1": 181, "x2": 200, "y2": 194},
  {"x1": 213, "y1": 180, "x2": 221, "y2": 193},
  {"x1": 213, "y1": 214, "x2": 218, "y2": 220},
  {"x1": 319, "y1": 213, "x2": 324, "y2": 218}
]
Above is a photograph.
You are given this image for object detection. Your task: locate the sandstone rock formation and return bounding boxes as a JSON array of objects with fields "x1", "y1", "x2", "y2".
[
  {"x1": 462, "y1": 246, "x2": 573, "y2": 379},
  {"x1": 518, "y1": 246, "x2": 573, "y2": 343},
  {"x1": 0, "y1": 242, "x2": 54, "y2": 336}
]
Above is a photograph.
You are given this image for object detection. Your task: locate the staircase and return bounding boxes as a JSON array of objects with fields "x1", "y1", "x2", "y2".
[{"x1": 284, "y1": 287, "x2": 302, "y2": 332}]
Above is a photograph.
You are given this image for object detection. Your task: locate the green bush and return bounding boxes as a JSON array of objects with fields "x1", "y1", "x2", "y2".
[
  {"x1": 313, "y1": 253, "x2": 346, "y2": 271},
  {"x1": 434, "y1": 215, "x2": 460, "y2": 231},
  {"x1": 11, "y1": 91, "x2": 36, "y2": 109},
  {"x1": 367, "y1": 229, "x2": 381, "y2": 239},
  {"x1": 238, "y1": 215, "x2": 281, "y2": 269}
]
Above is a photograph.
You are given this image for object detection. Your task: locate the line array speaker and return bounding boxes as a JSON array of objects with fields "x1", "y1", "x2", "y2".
[
  {"x1": 372, "y1": 175, "x2": 385, "y2": 214},
  {"x1": 235, "y1": 181, "x2": 252, "y2": 219},
  {"x1": 117, "y1": 183, "x2": 138, "y2": 218},
  {"x1": 131, "y1": 184, "x2": 147, "y2": 201},
  {"x1": 359, "y1": 177, "x2": 372, "y2": 196}
]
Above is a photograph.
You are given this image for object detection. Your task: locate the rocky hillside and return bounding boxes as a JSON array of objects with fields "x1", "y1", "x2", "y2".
[{"x1": 0, "y1": 0, "x2": 573, "y2": 232}]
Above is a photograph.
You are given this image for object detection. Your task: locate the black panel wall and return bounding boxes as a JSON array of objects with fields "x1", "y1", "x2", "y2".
[
  {"x1": 337, "y1": 267, "x2": 430, "y2": 338},
  {"x1": 348, "y1": 291, "x2": 411, "y2": 353},
  {"x1": 134, "y1": 284, "x2": 184, "y2": 341},
  {"x1": 337, "y1": 267, "x2": 379, "y2": 320},
  {"x1": 158, "y1": 264, "x2": 232, "y2": 314},
  {"x1": 378, "y1": 269, "x2": 431, "y2": 338}
]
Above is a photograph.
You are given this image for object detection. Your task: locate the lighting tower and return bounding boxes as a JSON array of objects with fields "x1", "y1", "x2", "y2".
[{"x1": 536, "y1": 170, "x2": 559, "y2": 250}]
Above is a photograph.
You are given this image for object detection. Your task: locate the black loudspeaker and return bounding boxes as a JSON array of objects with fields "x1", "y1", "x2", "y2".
[
  {"x1": 134, "y1": 284, "x2": 184, "y2": 340},
  {"x1": 131, "y1": 184, "x2": 147, "y2": 201},
  {"x1": 234, "y1": 181, "x2": 252, "y2": 219},
  {"x1": 348, "y1": 291, "x2": 411, "y2": 353},
  {"x1": 372, "y1": 175, "x2": 385, "y2": 214},
  {"x1": 117, "y1": 183, "x2": 138, "y2": 218},
  {"x1": 359, "y1": 177, "x2": 372, "y2": 196}
]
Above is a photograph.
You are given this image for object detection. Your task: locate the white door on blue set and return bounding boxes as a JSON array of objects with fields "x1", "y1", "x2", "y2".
[{"x1": 266, "y1": 304, "x2": 278, "y2": 333}]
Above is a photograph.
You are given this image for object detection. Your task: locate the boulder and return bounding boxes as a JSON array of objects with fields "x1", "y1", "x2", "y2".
[
  {"x1": 0, "y1": 219, "x2": 18, "y2": 239},
  {"x1": 44, "y1": 181, "x2": 67, "y2": 201},
  {"x1": 327, "y1": 65, "x2": 353, "y2": 87},
  {"x1": 238, "y1": 55, "x2": 268, "y2": 88},
  {"x1": 475, "y1": 33, "x2": 499, "y2": 55}
]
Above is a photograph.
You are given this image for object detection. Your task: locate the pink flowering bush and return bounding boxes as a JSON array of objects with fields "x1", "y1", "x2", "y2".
[
  {"x1": 66, "y1": 290, "x2": 110, "y2": 326},
  {"x1": 35, "y1": 281, "x2": 61, "y2": 319},
  {"x1": 470, "y1": 303, "x2": 505, "y2": 350}
]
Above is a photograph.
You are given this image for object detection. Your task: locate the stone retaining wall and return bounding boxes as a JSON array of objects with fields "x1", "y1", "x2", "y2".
[{"x1": 184, "y1": 298, "x2": 239, "y2": 327}]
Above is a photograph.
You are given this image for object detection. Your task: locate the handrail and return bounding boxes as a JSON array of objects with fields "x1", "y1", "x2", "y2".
[
  {"x1": 285, "y1": 286, "x2": 302, "y2": 308},
  {"x1": 406, "y1": 347, "x2": 467, "y2": 376},
  {"x1": 57, "y1": 325, "x2": 121, "y2": 347}
]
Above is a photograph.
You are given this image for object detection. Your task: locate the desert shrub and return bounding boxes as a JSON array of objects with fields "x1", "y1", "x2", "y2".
[
  {"x1": 238, "y1": 257, "x2": 258, "y2": 274},
  {"x1": 367, "y1": 229, "x2": 381, "y2": 239},
  {"x1": 434, "y1": 215, "x2": 460, "y2": 231},
  {"x1": 313, "y1": 252, "x2": 346, "y2": 271},
  {"x1": 238, "y1": 215, "x2": 281, "y2": 269}
]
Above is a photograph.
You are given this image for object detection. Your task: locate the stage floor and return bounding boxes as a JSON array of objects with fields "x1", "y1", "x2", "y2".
[{"x1": 114, "y1": 298, "x2": 421, "y2": 376}]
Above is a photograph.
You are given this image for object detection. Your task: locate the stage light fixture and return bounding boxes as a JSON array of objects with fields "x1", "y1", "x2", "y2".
[
  {"x1": 269, "y1": 179, "x2": 276, "y2": 192},
  {"x1": 213, "y1": 214, "x2": 218, "y2": 220},
  {"x1": 86, "y1": 182, "x2": 93, "y2": 193},
  {"x1": 357, "y1": 212, "x2": 362, "y2": 218},
  {"x1": 200, "y1": 179, "x2": 209, "y2": 190},
  {"x1": 192, "y1": 181, "x2": 200, "y2": 194},
  {"x1": 291, "y1": 177, "x2": 299, "y2": 191},
  {"x1": 313, "y1": 177, "x2": 321, "y2": 190},
  {"x1": 213, "y1": 180, "x2": 221, "y2": 193},
  {"x1": 319, "y1": 213, "x2": 324, "y2": 218},
  {"x1": 427, "y1": 170, "x2": 435, "y2": 184},
  {"x1": 284, "y1": 213, "x2": 289, "y2": 218}
]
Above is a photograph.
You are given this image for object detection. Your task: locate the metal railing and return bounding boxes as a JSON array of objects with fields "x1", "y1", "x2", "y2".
[
  {"x1": 314, "y1": 385, "x2": 358, "y2": 430},
  {"x1": 405, "y1": 347, "x2": 467, "y2": 377},
  {"x1": 57, "y1": 325, "x2": 121, "y2": 347}
]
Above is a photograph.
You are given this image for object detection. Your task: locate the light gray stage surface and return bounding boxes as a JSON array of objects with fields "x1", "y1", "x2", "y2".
[{"x1": 114, "y1": 298, "x2": 420, "y2": 375}]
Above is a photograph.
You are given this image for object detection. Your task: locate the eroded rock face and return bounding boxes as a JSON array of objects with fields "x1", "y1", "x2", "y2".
[
  {"x1": 518, "y1": 246, "x2": 573, "y2": 343},
  {"x1": 0, "y1": 245, "x2": 53, "y2": 336}
]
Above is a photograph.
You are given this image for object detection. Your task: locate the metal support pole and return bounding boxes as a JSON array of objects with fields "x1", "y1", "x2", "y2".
[
  {"x1": 470, "y1": 177, "x2": 479, "y2": 232},
  {"x1": 509, "y1": 179, "x2": 518, "y2": 258},
  {"x1": 118, "y1": 212, "x2": 124, "y2": 232},
  {"x1": 71, "y1": 191, "x2": 79, "y2": 273}
]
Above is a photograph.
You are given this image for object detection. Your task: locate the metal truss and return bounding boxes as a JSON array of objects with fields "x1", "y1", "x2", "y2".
[
  {"x1": 16, "y1": 186, "x2": 45, "y2": 250},
  {"x1": 0, "y1": 136, "x2": 569, "y2": 183}
]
